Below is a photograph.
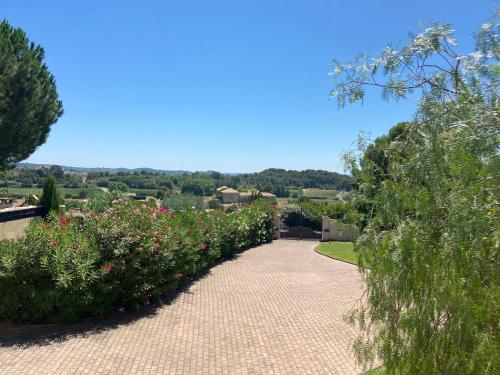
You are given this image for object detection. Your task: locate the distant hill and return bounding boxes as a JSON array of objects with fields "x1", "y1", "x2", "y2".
[
  {"x1": 14, "y1": 164, "x2": 352, "y2": 193},
  {"x1": 17, "y1": 163, "x2": 195, "y2": 175},
  {"x1": 238, "y1": 168, "x2": 352, "y2": 191}
]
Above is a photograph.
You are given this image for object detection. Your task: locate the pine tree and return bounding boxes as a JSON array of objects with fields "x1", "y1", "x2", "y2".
[
  {"x1": 40, "y1": 174, "x2": 61, "y2": 212},
  {"x1": 0, "y1": 20, "x2": 63, "y2": 169}
]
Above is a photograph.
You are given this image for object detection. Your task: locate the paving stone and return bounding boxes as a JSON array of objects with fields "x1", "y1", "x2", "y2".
[{"x1": 0, "y1": 240, "x2": 363, "y2": 374}]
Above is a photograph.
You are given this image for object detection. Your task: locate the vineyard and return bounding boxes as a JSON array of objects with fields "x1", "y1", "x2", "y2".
[
  {"x1": 0, "y1": 187, "x2": 89, "y2": 199},
  {"x1": 302, "y1": 189, "x2": 341, "y2": 200}
]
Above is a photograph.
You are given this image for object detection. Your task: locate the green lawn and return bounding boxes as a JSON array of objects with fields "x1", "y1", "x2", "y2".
[{"x1": 315, "y1": 241, "x2": 359, "y2": 266}]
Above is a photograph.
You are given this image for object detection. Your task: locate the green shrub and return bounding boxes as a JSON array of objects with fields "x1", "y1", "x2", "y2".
[
  {"x1": 85, "y1": 189, "x2": 128, "y2": 213},
  {"x1": 207, "y1": 198, "x2": 222, "y2": 210},
  {"x1": 281, "y1": 200, "x2": 361, "y2": 230},
  {"x1": 163, "y1": 194, "x2": 205, "y2": 210},
  {"x1": 39, "y1": 174, "x2": 61, "y2": 212},
  {"x1": 280, "y1": 204, "x2": 321, "y2": 230},
  {"x1": 0, "y1": 200, "x2": 275, "y2": 323}
]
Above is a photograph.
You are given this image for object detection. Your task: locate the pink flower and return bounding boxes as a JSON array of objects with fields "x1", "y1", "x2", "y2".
[
  {"x1": 200, "y1": 243, "x2": 208, "y2": 251},
  {"x1": 158, "y1": 207, "x2": 173, "y2": 216},
  {"x1": 52, "y1": 239, "x2": 58, "y2": 247},
  {"x1": 60, "y1": 216, "x2": 68, "y2": 227},
  {"x1": 103, "y1": 264, "x2": 112, "y2": 271}
]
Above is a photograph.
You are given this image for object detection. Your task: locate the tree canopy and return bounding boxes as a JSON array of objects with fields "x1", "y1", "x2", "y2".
[
  {"x1": 0, "y1": 20, "x2": 63, "y2": 169},
  {"x1": 335, "y1": 13, "x2": 499, "y2": 374}
]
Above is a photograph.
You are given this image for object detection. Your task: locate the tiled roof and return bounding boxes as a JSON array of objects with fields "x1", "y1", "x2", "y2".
[{"x1": 221, "y1": 188, "x2": 239, "y2": 194}]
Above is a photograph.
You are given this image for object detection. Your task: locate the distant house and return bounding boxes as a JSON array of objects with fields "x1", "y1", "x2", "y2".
[
  {"x1": 239, "y1": 192, "x2": 252, "y2": 203},
  {"x1": 216, "y1": 187, "x2": 277, "y2": 205},
  {"x1": 260, "y1": 192, "x2": 277, "y2": 204},
  {"x1": 220, "y1": 188, "x2": 240, "y2": 204}
]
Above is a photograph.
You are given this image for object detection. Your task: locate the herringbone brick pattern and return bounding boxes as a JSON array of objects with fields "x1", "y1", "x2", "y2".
[{"x1": 0, "y1": 240, "x2": 363, "y2": 374}]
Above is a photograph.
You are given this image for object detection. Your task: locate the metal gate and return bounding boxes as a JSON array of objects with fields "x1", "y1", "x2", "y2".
[
  {"x1": 279, "y1": 205, "x2": 321, "y2": 239},
  {"x1": 280, "y1": 226, "x2": 321, "y2": 239}
]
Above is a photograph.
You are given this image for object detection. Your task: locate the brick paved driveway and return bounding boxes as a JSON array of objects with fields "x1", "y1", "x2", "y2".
[{"x1": 0, "y1": 240, "x2": 363, "y2": 375}]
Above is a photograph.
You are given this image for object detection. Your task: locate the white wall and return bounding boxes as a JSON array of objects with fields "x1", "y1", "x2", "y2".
[{"x1": 321, "y1": 217, "x2": 359, "y2": 242}]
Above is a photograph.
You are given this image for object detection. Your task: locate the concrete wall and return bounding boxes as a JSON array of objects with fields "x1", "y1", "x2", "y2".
[
  {"x1": 0, "y1": 206, "x2": 45, "y2": 240},
  {"x1": 221, "y1": 192, "x2": 240, "y2": 204},
  {"x1": 0, "y1": 217, "x2": 38, "y2": 240},
  {"x1": 322, "y1": 217, "x2": 359, "y2": 242}
]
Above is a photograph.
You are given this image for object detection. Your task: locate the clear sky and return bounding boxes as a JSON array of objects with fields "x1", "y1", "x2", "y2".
[{"x1": 2, "y1": 1, "x2": 497, "y2": 173}]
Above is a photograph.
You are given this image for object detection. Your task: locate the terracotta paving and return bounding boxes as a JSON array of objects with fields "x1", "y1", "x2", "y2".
[{"x1": 0, "y1": 240, "x2": 363, "y2": 374}]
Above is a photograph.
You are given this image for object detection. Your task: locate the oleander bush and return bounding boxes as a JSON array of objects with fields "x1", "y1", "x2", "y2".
[{"x1": 0, "y1": 199, "x2": 275, "y2": 324}]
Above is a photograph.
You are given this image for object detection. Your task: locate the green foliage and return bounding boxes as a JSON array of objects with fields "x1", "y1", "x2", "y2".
[
  {"x1": 163, "y1": 194, "x2": 205, "y2": 210},
  {"x1": 0, "y1": 186, "x2": 96, "y2": 200},
  {"x1": 85, "y1": 189, "x2": 128, "y2": 213},
  {"x1": 181, "y1": 178, "x2": 215, "y2": 196},
  {"x1": 1, "y1": 168, "x2": 353, "y2": 200},
  {"x1": 49, "y1": 165, "x2": 64, "y2": 181},
  {"x1": 357, "y1": 122, "x2": 411, "y2": 196},
  {"x1": 280, "y1": 204, "x2": 321, "y2": 230},
  {"x1": 108, "y1": 181, "x2": 128, "y2": 192},
  {"x1": 281, "y1": 199, "x2": 361, "y2": 231},
  {"x1": 207, "y1": 198, "x2": 222, "y2": 210},
  {"x1": 336, "y1": 14, "x2": 499, "y2": 374},
  {"x1": 0, "y1": 200, "x2": 275, "y2": 323},
  {"x1": 0, "y1": 20, "x2": 63, "y2": 169},
  {"x1": 39, "y1": 174, "x2": 61, "y2": 212}
]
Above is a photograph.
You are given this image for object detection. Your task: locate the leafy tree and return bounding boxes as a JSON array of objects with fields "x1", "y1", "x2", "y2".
[
  {"x1": 0, "y1": 20, "x2": 63, "y2": 169},
  {"x1": 181, "y1": 178, "x2": 215, "y2": 196},
  {"x1": 334, "y1": 14, "x2": 499, "y2": 374},
  {"x1": 40, "y1": 174, "x2": 61, "y2": 212},
  {"x1": 355, "y1": 121, "x2": 411, "y2": 196},
  {"x1": 49, "y1": 165, "x2": 65, "y2": 181},
  {"x1": 108, "y1": 181, "x2": 128, "y2": 192}
]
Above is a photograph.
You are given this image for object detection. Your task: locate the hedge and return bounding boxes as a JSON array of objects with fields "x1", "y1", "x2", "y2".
[{"x1": 0, "y1": 199, "x2": 275, "y2": 324}]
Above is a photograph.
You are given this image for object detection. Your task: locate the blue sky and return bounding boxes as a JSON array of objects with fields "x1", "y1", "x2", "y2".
[{"x1": 2, "y1": 1, "x2": 496, "y2": 173}]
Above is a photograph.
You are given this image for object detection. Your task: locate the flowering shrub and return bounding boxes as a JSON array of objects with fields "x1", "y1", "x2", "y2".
[{"x1": 0, "y1": 200, "x2": 275, "y2": 323}]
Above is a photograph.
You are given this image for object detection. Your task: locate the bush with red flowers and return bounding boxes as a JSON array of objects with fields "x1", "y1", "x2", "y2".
[{"x1": 0, "y1": 200, "x2": 275, "y2": 323}]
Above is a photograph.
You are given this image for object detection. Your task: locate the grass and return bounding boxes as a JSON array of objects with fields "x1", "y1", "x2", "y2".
[{"x1": 315, "y1": 241, "x2": 359, "y2": 266}]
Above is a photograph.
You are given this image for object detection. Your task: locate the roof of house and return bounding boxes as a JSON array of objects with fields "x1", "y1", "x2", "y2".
[
  {"x1": 216, "y1": 186, "x2": 229, "y2": 192},
  {"x1": 261, "y1": 192, "x2": 276, "y2": 197},
  {"x1": 221, "y1": 188, "x2": 239, "y2": 194}
]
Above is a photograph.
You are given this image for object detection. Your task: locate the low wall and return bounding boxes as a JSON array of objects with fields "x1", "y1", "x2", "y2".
[
  {"x1": 0, "y1": 206, "x2": 45, "y2": 240},
  {"x1": 322, "y1": 217, "x2": 359, "y2": 242}
]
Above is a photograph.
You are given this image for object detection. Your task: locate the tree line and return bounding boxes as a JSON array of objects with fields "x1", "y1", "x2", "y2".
[{"x1": 0, "y1": 167, "x2": 352, "y2": 198}]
